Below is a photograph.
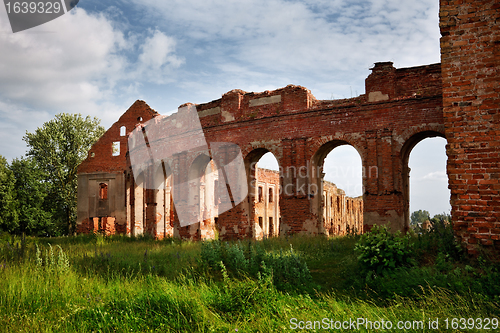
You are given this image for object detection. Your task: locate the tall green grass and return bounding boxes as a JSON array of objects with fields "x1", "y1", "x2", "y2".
[{"x1": 0, "y1": 231, "x2": 498, "y2": 332}]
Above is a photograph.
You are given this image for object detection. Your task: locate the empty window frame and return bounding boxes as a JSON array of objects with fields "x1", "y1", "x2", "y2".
[{"x1": 112, "y1": 142, "x2": 120, "y2": 156}]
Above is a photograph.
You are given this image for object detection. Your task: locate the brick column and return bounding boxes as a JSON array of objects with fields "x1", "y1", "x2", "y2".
[{"x1": 440, "y1": 0, "x2": 500, "y2": 253}]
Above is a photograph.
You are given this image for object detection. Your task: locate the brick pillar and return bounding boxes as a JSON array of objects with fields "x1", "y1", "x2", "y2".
[
  {"x1": 365, "y1": 62, "x2": 396, "y2": 102},
  {"x1": 125, "y1": 174, "x2": 132, "y2": 235},
  {"x1": 280, "y1": 138, "x2": 317, "y2": 235},
  {"x1": 363, "y1": 129, "x2": 406, "y2": 232},
  {"x1": 440, "y1": 0, "x2": 500, "y2": 253}
]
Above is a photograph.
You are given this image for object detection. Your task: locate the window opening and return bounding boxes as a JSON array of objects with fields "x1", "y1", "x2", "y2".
[
  {"x1": 99, "y1": 183, "x2": 108, "y2": 200},
  {"x1": 112, "y1": 142, "x2": 120, "y2": 156}
]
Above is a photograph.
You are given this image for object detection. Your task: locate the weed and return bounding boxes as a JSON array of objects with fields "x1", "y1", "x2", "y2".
[{"x1": 355, "y1": 225, "x2": 415, "y2": 274}]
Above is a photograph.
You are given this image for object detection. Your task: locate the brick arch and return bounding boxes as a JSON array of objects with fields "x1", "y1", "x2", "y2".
[
  {"x1": 79, "y1": 62, "x2": 446, "y2": 239},
  {"x1": 308, "y1": 135, "x2": 366, "y2": 167},
  {"x1": 243, "y1": 147, "x2": 282, "y2": 238},
  {"x1": 243, "y1": 147, "x2": 282, "y2": 194},
  {"x1": 76, "y1": 0, "x2": 500, "y2": 252},
  {"x1": 241, "y1": 144, "x2": 282, "y2": 165},
  {"x1": 396, "y1": 124, "x2": 446, "y2": 152},
  {"x1": 309, "y1": 139, "x2": 365, "y2": 232},
  {"x1": 244, "y1": 146, "x2": 281, "y2": 169},
  {"x1": 400, "y1": 130, "x2": 448, "y2": 230},
  {"x1": 188, "y1": 153, "x2": 212, "y2": 181}
]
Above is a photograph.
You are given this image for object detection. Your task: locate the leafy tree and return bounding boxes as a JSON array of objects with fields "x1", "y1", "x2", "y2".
[
  {"x1": 410, "y1": 209, "x2": 430, "y2": 226},
  {"x1": 0, "y1": 155, "x2": 18, "y2": 232},
  {"x1": 431, "y1": 212, "x2": 451, "y2": 224},
  {"x1": 10, "y1": 157, "x2": 54, "y2": 235},
  {"x1": 23, "y1": 113, "x2": 105, "y2": 235}
]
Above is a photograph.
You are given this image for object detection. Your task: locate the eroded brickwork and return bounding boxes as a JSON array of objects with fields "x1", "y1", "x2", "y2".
[
  {"x1": 440, "y1": 0, "x2": 500, "y2": 253},
  {"x1": 76, "y1": 101, "x2": 158, "y2": 235},
  {"x1": 323, "y1": 181, "x2": 363, "y2": 236},
  {"x1": 75, "y1": 1, "x2": 500, "y2": 253},
  {"x1": 77, "y1": 61, "x2": 444, "y2": 240}
]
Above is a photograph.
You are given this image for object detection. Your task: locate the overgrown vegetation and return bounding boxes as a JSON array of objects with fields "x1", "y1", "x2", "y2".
[
  {"x1": 0, "y1": 227, "x2": 498, "y2": 332},
  {"x1": 355, "y1": 225, "x2": 414, "y2": 274}
]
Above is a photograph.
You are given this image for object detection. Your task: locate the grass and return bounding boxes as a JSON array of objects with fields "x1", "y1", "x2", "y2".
[{"x1": 0, "y1": 230, "x2": 498, "y2": 332}]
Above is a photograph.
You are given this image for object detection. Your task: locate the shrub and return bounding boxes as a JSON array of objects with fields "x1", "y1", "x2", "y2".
[{"x1": 354, "y1": 225, "x2": 414, "y2": 274}]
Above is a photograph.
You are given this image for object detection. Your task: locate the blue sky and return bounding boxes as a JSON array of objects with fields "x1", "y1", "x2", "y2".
[{"x1": 0, "y1": 0, "x2": 449, "y2": 216}]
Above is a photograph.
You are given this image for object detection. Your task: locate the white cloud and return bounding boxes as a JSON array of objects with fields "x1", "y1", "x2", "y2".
[
  {"x1": 127, "y1": 0, "x2": 439, "y2": 101},
  {"x1": 420, "y1": 171, "x2": 448, "y2": 182},
  {"x1": 0, "y1": 8, "x2": 130, "y2": 112},
  {"x1": 0, "y1": 6, "x2": 184, "y2": 160},
  {"x1": 136, "y1": 30, "x2": 184, "y2": 84}
]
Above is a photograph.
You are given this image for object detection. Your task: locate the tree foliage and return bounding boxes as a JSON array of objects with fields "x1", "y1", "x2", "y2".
[
  {"x1": 23, "y1": 113, "x2": 105, "y2": 235},
  {"x1": 431, "y1": 212, "x2": 451, "y2": 224},
  {"x1": 0, "y1": 155, "x2": 18, "y2": 232},
  {"x1": 10, "y1": 157, "x2": 54, "y2": 235},
  {"x1": 410, "y1": 209, "x2": 430, "y2": 226}
]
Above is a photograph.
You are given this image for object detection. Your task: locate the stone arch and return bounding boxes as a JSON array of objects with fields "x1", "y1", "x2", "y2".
[
  {"x1": 400, "y1": 130, "x2": 447, "y2": 229},
  {"x1": 311, "y1": 140, "x2": 364, "y2": 235}
]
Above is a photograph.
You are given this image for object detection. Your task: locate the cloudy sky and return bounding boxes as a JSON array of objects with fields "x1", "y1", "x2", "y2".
[{"x1": 0, "y1": 0, "x2": 450, "y2": 216}]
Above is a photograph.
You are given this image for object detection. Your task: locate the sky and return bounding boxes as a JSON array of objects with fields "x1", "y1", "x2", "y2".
[{"x1": 0, "y1": 0, "x2": 450, "y2": 216}]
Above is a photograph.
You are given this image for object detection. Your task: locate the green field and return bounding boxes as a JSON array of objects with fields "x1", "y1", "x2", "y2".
[{"x1": 0, "y1": 227, "x2": 499, "y2": 332}]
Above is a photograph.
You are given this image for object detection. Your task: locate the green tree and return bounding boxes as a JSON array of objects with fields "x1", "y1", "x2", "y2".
[
  {"x1": 0, "y1": 155, "x2": 18, "y2": 232},
  {"x1": 431, "y1": 212, "x2": 451, "y2": 224},
  {"x1": 23, "y1": 113, "x2": 105, "y2": 235},
  {"x1": 410, "y1": 209, "x2": 430, "y2": 226},
  {"x1": 10, "y1": 157, "x2": 54, "y2": 235}
]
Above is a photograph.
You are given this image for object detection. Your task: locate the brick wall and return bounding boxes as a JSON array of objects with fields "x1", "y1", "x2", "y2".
[
  {"x1": 440, "y1": 0, "x2": 500, "y2": 253},
  {"x1": 77, "y1": 63, "x2": 445, "y2": 240}
]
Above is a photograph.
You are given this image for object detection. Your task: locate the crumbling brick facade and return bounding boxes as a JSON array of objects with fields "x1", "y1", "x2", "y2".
[
  {"x1": 323, "y1": 181, "x2": 363, "y2": 236},
  {"x1": 77, "y1": 62, "x2": 443, "y2": 240},
  {"x1": 440, "y1": 0, "x2": 500, "y2": 254},
  {"x1": 76, "y1": 1, "x2": 499, "y2": 252},
  {"x1": 76, "y1": 101, "x2": 158, "y2": 235}
]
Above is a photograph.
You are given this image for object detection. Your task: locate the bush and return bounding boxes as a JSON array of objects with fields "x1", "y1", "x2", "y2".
[{"x1": 354, "y1": 225, "x2": 414, "y2": 274}]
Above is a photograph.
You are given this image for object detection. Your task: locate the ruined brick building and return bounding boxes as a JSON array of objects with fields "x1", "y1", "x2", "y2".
[
  {"x1": 77, "y1": 0, "x2": 499, "y2": 252},
  {"x1": 76, "y1": 105, "x2": 364, "y2": 240}
]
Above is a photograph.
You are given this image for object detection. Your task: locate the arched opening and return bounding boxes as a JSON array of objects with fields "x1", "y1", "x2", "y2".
[
  {"x1": 245, "y1": 149, "x2": 281, "y2": 239},
  {"x1": 120, "y1": 126, "x2": 126, "y2": 136},
  {"x1": 182, "y1": 154, "x2": 220, "y2": 239},
  {"x1": 402, "y1": 133, "x2": 449, "y2": 229},
  {"x1": 312, "y1": 141, "x2": 364, "y2": 236}
]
